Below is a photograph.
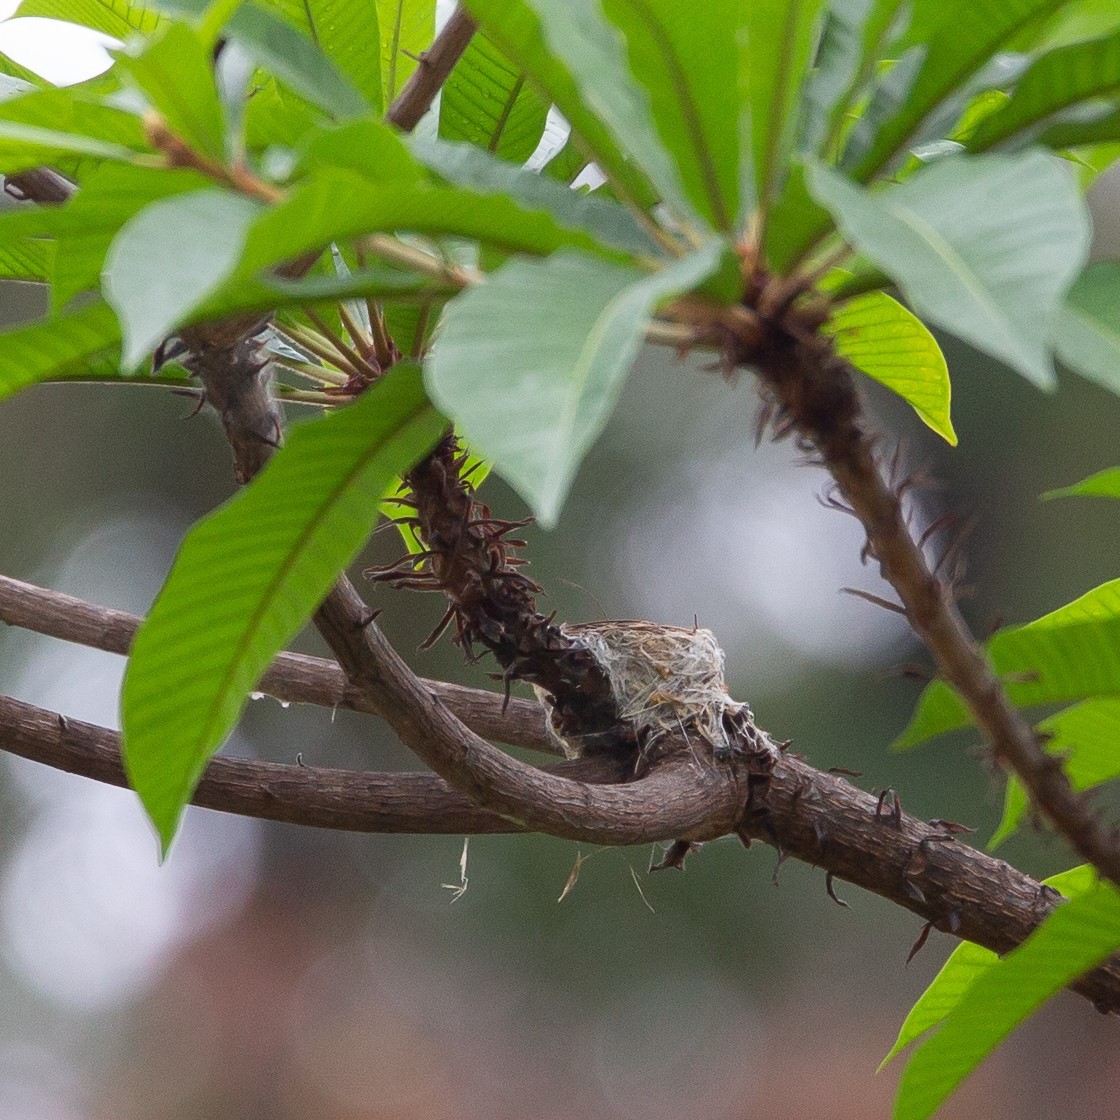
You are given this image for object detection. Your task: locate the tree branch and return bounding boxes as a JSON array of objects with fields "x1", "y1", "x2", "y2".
[
  {"x1": 3, "y1": 690, "x2": 1119, "y2": 1013},
  {"x1": 0, "y1": 573, "x2": 556, "y2": 754},
  {"x1": 744, "y1": 314, "x2": 1120, "y2": 890}
]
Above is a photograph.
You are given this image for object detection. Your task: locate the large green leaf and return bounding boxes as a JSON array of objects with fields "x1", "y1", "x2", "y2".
[
  {"x1": 847, "y1": 0, "x2": 1067, "y2": 179},
  {"x1": 744, "y1": 0, "x2": 826, "y2": 234},
  {"x1": 0, "y1": 119, "x2": 141, "y2": 176},
  {"x1": 1054, "y1": 261, "x2": 1120, "y2": 394},
  {"x1": 0, "y1": 86, "x2": 147, "y2": 151},
  {"x1": 297, "y1": 117, "x2": 424, "y2": 181},
  {"x1": 0, "y1": 235, "x2": 50, "y2": 283},
  {"x1": 103, "y1": 189, "x2": 261, "y2": 368},
  {"x1": 969, "y1": 27, "x2": 1120, "y2": 152},
  {"x1": 439, "y1": 31, "x2": 549, "y2": 165},
  {"x1": 0, "y1": 301, "x2": 121, "y2": 403},
  {"x1": 376, "y1": 0, "x2": 436, "y2": 104},
  {"x1": 896, "y1": 578, "x2": 1120, "y2": 747},
  {"x1": 121, "y1": 363, "x2": 445, "y2": 852},
  {"x1": 991, "y1": 699, "x2": 1120, "y2": 847},
  {"x1": 410, "y1": 138, "x2": 661, "y2": 258},
  {"x1": 115, "y1": 22, "x2": 227, "y2": 161},
  {"x1": 14, "y1": 0, "x2": 162, "y2": 36},
  {"x1": 808, "y1": 152, "x2": 1090, "y2": 389},
  {"x1": 462, "y1": 0, "x2": 675, "y2": 218},
  {"x1": 881, "y1": 864, "x2": 1098, "y2": 1066},
  {"x1": 893, "y1": 878, "x2": 1120, "y2": 1120},
  {"x1": 1044, "y1": 465, "x2": 1120, "y2": 500},
  {"x1": 599, "y1": 0, "x2": 740, "y2": 230},
  {"x1": 425, "y1": 243, "x2": 719, "y2": 527},
  {"x1": 823, "y1": 291, "x2": 955, "y2": 444}
]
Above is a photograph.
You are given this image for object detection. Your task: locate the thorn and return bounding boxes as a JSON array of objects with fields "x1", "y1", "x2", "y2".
[
  {"x1": 57, "y1": 713, "x2": 69, "y2": 733},
  {"x1": 825, "y1": 871, "x2": 849, "y2": 908},
  {"x1": 892, "y1": 789, "x2": 903, "y2": 829},
  {"x1": 927, "y1": 818, "x2": 975, "y2": 835},
  {"x1": 650, "y1": 839, "x2": 696, "y2": 872},
  {"x1": 419, "y1": 603, "x2": 457, "y2": 650},
  {"x1": 902, "y1": 879, "x2": 927, "y2": 904},
  {"x1": 917, "y1": 512, "x2": 957, "y2": 551},
  {"x1": 907, "y1": 921, "x2": 933, "y2": 964},
  {"x1": 772, "y1": 844, "x2": 788, "y2": 886},
  {"x1": 356, "y1": 608, "x2": 381, "y2": 629},
  {"x1": 841, "y1": 587, "x2": 908, "y2": 615},
  {"x1": 827, "y1": 766, "x2": 863, "y2": 777},
  {"x1": 295, "y1": 752, "x2": 306, "y2": 767}
]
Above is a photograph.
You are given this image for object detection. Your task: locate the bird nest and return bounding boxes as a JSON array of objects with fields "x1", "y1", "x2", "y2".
[{"x1": 538, "y1": 620, "x2": 753, "y2": 764}]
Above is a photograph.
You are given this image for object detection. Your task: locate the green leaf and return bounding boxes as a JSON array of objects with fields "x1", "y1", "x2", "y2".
[
  {"x1": 896, "y1": 578, "x2": 1120, "y2": 747},
  {"x1": 744, "y1": 0, "x2": 826, "y2": 232},
  {"x1": 0, "y1": 118, "x2": 141, "y2": 176},
  {"x1": 439, "y1": 31, "x2": 549, "y2": 165},
  {"x1": 599, "y1": 0, "x2": 740, "y2": 230},
  {"x1": 1054, "y1": 261, "x2": 1120, "y2": 394},
  {"x1": 410, "y1": 138, "x2": 661, "y2": 258},
  {"x1": 893, "y1": 880, "x2": 1120, "y2": 1120},
  {"x1": 297, "y1": 117, "x2": 424, "y2": 182},
  {"x1": 0, "y1": 235, "x2": 50, "y2": 283},
  {"x1": 121, "y1": 363, "x2": 445, "y2": 851},
  {"x1": 104, "y1": 189, "x2": 261, "y2": 368},
  {"x1": 14, "y1": 0, "x2": 163, "y2": 36},
  {"x1": 991, "y1": 699, "x2": 1120, "y2": 847},
  {"x1": 1045, "y1": 466, "x2": 1120, "y2": 500},
  {"x1": 0, "y1": 85, "x2": 148, "y2": 152},
  {"x1": 823, "y1": 292, "x2": 956, "y2": 444},
  {"x1": 808, "y1": 152, "x2": 1091, "y2": 389},
  {"x1": 969, "y1": 28, "x2": 1120, "y2": 152},
  {"x1": 462, "y1": 0, "x2": 676, "y2": 218},
  {"x1": 847, "y1": 0, "x2": 1068, "y2": 180},
  {"x1": 881, "y1": 864, "x2": 1099, "y2": 1066},
  {"x1": 376, "y1": 0, "x2": 436, "y2": 105},
  {"x1": 425, "y1": 242, "x2": 719, "y2": 527},
  {"x1": 0, "y1": 301, "x2": 121, "y2": 403},
  {"x1": 114, "y1": 22, "x2": 228, "y2": 162}
]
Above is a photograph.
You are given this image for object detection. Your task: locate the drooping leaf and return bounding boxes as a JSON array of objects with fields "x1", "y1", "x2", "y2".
[
  {"x1": 0, "y1": 301, "x2": 121, "y2": 403},
  {"x1": 1044, "y1": 466, "x2": 1120, "y2": 500},
  {"x1": 893, "y1": 879, "x2": 1120, "y2": 1120},
  {"x1": 896, "y1": 578, "x2": 1120, "y2": 747},
  {"x1": 375, "y1": 0, "x2": 436, "y2": 105},
  {"x1": 823, "y1": 291, "x2": 956, "y2": 444},
  {"x1": 881, "y1": 864, "x2": 1099, "y2": 1066},
  {"x1": 439, "y1": 31, "x2": 549, "y2": 165},
  {"x1": 848, "y1": 0, "x2": 1068, "y2": 180},
  {"x1": 599, "y1": 0, "x2": 740, "y2": 230},
  {"x1": 121, "y1": 363, "x2": 445, "y2": 852},
  {"x1": 744, "y1": 0, "x2": 827, "y2": 233},
  {"x1": 425, "y1": 242, "x2": 719, "y2": 527},
  {"x1": 1054, "y1": 261, "x2": 1120, "y2": 394},
  {"x1": 969, "y1": 27, "x2": 1120, "y2": 152},
  {"x1": 103, "y1": 189, "x2": 261, "y2": 368},
  {"x1": 809, "y1": 152, "x2": 1091, "y2": 388},
  {"x1": 990, "y1": 699, "x2": 1120, "y2": 847},
  {"x1": 410, "y1": 138, "x2": 661, "y2": 258},
  {"x1": 462, "y1": 0, "x2": 679, "y2": 219},
  {"x1": 114, "y1": 21, "x2": 228, "y2": 161}
]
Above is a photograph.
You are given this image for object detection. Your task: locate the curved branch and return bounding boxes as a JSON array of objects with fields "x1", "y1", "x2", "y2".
[
  {"x1": 3, "y1": 690, "x2": 1119, "y2": 1013},
  {"x1": 0, "y1": 573, "x2": 555, "y2": 754}
]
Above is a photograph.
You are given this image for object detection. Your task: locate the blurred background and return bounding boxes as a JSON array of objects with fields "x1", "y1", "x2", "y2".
[{"x1": 1, "y1": 15, "x2": 1120, "y2": 1120}]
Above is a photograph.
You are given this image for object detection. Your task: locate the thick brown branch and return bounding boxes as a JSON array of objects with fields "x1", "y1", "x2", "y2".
[
  {"x1": 3, "y1": 691, "x2": 1119, "y2": 1013},
  {"x1": 385, "y1": 8, "x2": 478, "y2": 132},
  {"x1": 747, "y1": 318, "x2": 1120, "y2": 889},
  {"x1": 0, "y1": 573, "x2": 555, "y2": 754}
]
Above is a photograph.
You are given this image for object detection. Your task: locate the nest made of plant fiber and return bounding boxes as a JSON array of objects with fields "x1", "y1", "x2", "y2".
[{"x1": 536, "y1": 620, "x2": 752, "y2": 763}]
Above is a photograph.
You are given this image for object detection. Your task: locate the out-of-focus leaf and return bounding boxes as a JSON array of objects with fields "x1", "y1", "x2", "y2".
[
  {"x1": 991, "y1": 699, "x2": 1120, "y2": 847},
  {"x1": 1045, "y1": 466, "x2": 1120, "y2": 500},
  {"x1": 376, "y1": 0, "x2": 436, "y2": 104},
  {"x1": 14, "y1": 0, "x2": 162, "y2": 36},
  {"x1": 0, "y1": 235, "x2": 50, "y2": 282},
  {"x1": 410, "y1": 138, "x2": 660, "y2": 258},
  {"x1": 297, "y1": 117, "x2": 423, "y2": 182},
  {"x1": 599, "y1": 0, "x2": 739, "y2": 230},
  {"x1": 0, "y1": 119, "x2": 140, "y2": 176},
  {"x1": 895, "y1": 578, "x2": 1120, "y2": 747},
  {"x1": 103, "y1": 189, "x2": 261, "y2": 367},
  {"x1": 744, "y1": 0, "x2": 826, "y2": 232},
  {"x1": 463, "y1": 0, "x2": 677, "y2": 218},
  {"x1": 809, "y1": 152, "x2": 1090, "y2": 389},
  {"x1": 881, "y1": 864, "x2": 1099, "y2": 1065},
  {"x1": 115, "y1": 22, "x2": 227, "y2": 161},
  {"x1": 0, "y1": 301, "x2": 121, "y2": 403},
  {"x1": 0, "y1": 86, "x2": 147, "y2": 151},
  {"x1": 1054, "y1": 261, "x2": 1120, "y2": 394},
  {"x1": 893, "y1": 879, "x2": 1120, "y2": 1120},
  {"x1": 425, "y1": 243, "x2": 719, "y2": 527},
  {"x1": 823, "y1": 291, "x2": 955, "y2": 444},
  {"x1": 439, "y1": 31, "x2": 549, "y2": 165},
  {"x1": 121, "y1": 363, "x2": 445, "y2": 852}
]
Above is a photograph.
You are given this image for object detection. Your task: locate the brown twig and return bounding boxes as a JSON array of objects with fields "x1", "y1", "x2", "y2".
[
  {"x1": 3, "y1": 690, "x2": 1119, "y2": 1013},
  {"x1": 385, "y1": 8, "x2": 478, "y2": 132}
]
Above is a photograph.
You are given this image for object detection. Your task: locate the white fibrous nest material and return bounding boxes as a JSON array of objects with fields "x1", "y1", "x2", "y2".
[{"x1": 539, "y1": 620, "x2": 753, "y2": 761}]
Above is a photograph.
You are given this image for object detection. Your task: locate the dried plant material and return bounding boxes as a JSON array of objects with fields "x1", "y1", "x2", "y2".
[
  {"x1": 535, "y1": 620, "x2": 753, "y2": 765},
  {"x1": 441, "y1": 836, "x2": 470, "y2": 902}
]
